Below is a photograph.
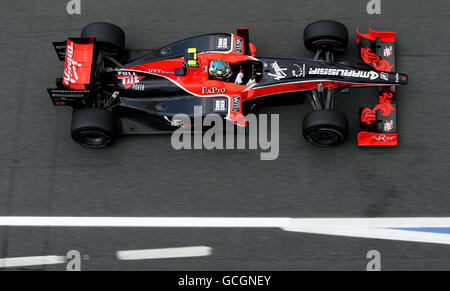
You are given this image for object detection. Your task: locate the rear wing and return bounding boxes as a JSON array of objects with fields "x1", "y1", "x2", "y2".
[
  {"x1": 48, "y1": 38, "x2": 95, "y2": 106},
  {"x1": 356, "y1": 28, "x2": 404, "y2": 147},
  {"x1": 52, "y1": 41, "x2": 68, "y2": 61},
  {"x1": 47, "y1": 88, "x2": 92, "y2": 107}
]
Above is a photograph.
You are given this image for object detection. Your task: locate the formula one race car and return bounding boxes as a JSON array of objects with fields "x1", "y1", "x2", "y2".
[{"x1": 48, "y1": 20, "x2": 407, "y2": 148}]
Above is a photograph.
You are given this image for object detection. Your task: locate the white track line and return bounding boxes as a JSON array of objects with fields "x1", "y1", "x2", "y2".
[
  {"x1": 0, "y1": 217, "x2": 449, "y2": 245},
  {"x1": 0, "y1": 256, "x2": 66, "y2": 268},
  {"x1": 0, "y1": 217, "x2": 288, "y2": 228},
  {"x1": 117, "y1": 246, "x2": 212, "y2": 261}
]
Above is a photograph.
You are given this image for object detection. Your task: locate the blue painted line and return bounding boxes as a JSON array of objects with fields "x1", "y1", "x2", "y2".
[{"x1": 390, "y1": 227, "x2": 450, "y2": 234}]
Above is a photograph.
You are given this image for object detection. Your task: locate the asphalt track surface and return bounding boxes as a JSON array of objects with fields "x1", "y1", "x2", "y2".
[{"x1": 0, "y1": 0, "x2": 449, "y2": 271}]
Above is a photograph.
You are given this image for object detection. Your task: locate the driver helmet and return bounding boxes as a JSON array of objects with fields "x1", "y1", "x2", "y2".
[{"x1": 209, "y1": 59, "x2": 232, "y2": 79}]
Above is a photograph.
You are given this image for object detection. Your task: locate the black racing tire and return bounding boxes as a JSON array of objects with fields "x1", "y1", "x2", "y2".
[
  {"x1": 302, "y1": 110, "x2": 349, "y2": 147},
  {"x1": 71, "y1": 108, "x2": 117, "y2": 148},
  {"x1": 303, "y1": 20, "x2": 348, "y2": 51},
  {"x1": 81, "y1": 22, "x2": 125, "y2": 58}
]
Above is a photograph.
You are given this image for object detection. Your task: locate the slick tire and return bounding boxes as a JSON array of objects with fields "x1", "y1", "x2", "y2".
[
  {"x1": 303, "y1": 20, "x2": 349, "y2": 51},
  {"x1": 302, "y1": 110, "x2": 349, "y2": 147},
  {"x1": 81, "y1": 22, "x2": 125, "y2": 58},
  {"x1": 71, "y1": 108, "x2": 117, "y2": 148}
]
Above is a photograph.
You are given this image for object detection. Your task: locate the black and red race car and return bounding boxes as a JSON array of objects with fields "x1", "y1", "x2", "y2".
[{"x1": 48, "y1": 20, "x2": 407, "y2": 148}]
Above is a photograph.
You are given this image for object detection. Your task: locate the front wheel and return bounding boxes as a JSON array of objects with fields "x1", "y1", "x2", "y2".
[
  {"x1": 303, "y1": 20, "x2": 348, "y2": 51},
  {"x1": 302, "y1": 110, "x2": 349, "y2": 147},
  {"x1": 71, "y1": 108, "x2": 117, "y2": 148}
]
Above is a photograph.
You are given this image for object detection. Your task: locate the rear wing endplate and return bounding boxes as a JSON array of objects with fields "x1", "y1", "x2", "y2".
[
  {"x1": 47, "y1": 88, "x2": 92, "y2": 107},
  {"x1": 62, "y1": 38, "x2": 94, "y2": 90},
  {"x1": 48, "y1": 38, "x2": 95, "y2": 106},
  {"x1": 52, "y1": 41, "x2": 67, "y2": 61}
]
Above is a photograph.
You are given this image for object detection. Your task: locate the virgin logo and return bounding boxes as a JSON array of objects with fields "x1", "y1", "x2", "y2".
[
  {"x1": 63, "y1": 41, "x2": 74, "y2": 85},
  {"x1": 63, "y1": 41, "x2": 82, "y2": 86},
  {"x1": 372, "y1": 134, "x2": 396, "y2": 142}
]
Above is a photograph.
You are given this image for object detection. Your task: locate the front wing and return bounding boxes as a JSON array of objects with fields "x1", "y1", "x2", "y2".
[{"x1": 357, "y1": 28, "x2": 404, "y2": 147}]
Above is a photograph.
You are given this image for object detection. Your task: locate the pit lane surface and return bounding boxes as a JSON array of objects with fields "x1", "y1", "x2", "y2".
[{"x1": 0, "y1": 0, "x2": 449, "y2": 270}]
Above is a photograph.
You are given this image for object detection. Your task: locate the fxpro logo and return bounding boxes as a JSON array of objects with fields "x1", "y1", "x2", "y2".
[
  {"x1": 308, "y1": 68, "x2": 379, "y2": 80},
  {"x1": 202, "y1": 87, "x2": 226, "y2": 94},
  {"x1": 169, "y1": 106, "x2": 279, "y2": 160}
]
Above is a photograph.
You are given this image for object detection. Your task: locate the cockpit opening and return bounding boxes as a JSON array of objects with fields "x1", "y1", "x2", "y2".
[{"x1": 208, "y1": 60, "x2": 263, "y2": 85}]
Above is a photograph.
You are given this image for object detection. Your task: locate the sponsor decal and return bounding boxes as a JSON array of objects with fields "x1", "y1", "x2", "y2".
[
  {"x1": 232, "y1": 96, "x2": 241, "y2": 112},
  {"x1": 308, "y1": 68, "x2": 379, "y2": 80},
  {"x1": 63, "y1": 41, "x2": 80, "y2": 86},
  {"x1": 49, "y1": 90, "x2": 89, "y2": 97},
  {"x1": 395, "y1": 73, "x2": 400, "y2": 83},
  {"x1": 372, "y1": 134, "x2": 396, "y2": 142},
  {"x1": 268, "y1": 61, "x2": 288, "y2": 80},
  {"x1": 48, "y1": 89, "x2": 90, "y2": 100},
  {"x1": 61, "y1": 39, "x2": 93, "y2": 89},
  {"x1": 375, "y1": 60, "x2": 393, "y2": 72},
  {"x1": 234, "y1": 38, "x2": 243, "y2": 53},
  {"x1": 216, "y1": 37, "x2": 229, "y2": 50},
  {"x1": 292, "y1": 64, "x2": 306, "y2": 78},
  {"x1": 377, "y1": 92, "x2": 395, "y2": 116},
  {"x1": 360, "y1": 47, "x2": 394, "y2": 72},
  {"x1": 131, "y1": 84, "x2": 145, "y2": 91},
  {"x1": 361, "y1": 92, "x2": 395, "y2": 125},
  {"x1": 49, "y1": 89, "x2": 90, "y2": 94},
  {"x1": 383, "y1": 46, "x2": 393, "y2": 57},
  {"x1": 381, "y1": 72, "x2": 388, "y2": 81},
  {"x1": 148, "y1": 68, "x2": 174, "y2": 74},
  {"x1": 202, "y1": 87, "x2": 226, "y2": 94},
  {"x1": 116, "y1": 72, "x2": 145, "y2": 89},
  {"x1": 361, "y1": 107, "x2": 376, "y2": 125},
  {"x1": 213, "y1": 99, "x2": 227, "y2": 112},
  {"x1": 384, "y1": 120, "x2": 394, "y2": 132}
]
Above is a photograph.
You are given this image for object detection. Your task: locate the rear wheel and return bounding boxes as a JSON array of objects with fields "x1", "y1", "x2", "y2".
[
  {"x1": 303, "y1": 20, "x2": 348, "y2": 51},
  {"x1": 81, "y1": 22, "x2": 125, "y2": 58},
  {"x1": 302, "y1": 110, "x2": 349, "y2": 147},
  {"x1": 71, "y1": 108, "x2": 117, "y2": 148}
]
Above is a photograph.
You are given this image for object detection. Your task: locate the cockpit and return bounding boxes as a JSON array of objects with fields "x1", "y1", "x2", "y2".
[
  {"x1": 175, "y1": 47, "x2": 263, "y2": 85},
  {"x1": 208, "y1": 59, "x2": 263, "y2": 85}
]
